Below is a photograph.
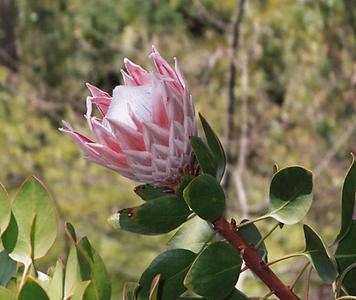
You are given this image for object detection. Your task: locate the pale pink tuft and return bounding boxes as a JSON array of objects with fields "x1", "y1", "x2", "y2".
[{"x1": 60, "y1": 48, "x2": 196, "y2": 187}]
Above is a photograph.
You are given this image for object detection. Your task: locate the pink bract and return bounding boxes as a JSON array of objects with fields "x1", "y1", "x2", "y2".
[{"x1": 60, "y1": 47, "x2": 196, "y2": 187}]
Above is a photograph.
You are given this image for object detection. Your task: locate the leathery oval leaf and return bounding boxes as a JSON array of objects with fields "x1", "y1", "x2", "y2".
[
  {"x1": 137, "y1": 249, "x2": 196, "y2": 300},
  {"x1": 122, "y1": 282, "x2": 139, "y2": 300},
  {"x1": 167, "y1": 216, "x2": 215, "y2": 253},
  {"x1": 335, "y1": 220, "x2": 356, "y2": 295},
  {"x1": 334, "y1": 153, "x2": 356, "y2": 244},
  {"x1": 70, "y1": 281, "x2": 91, "y2": 300},
  {"x1": 3, "y1": 177, "x2": 57, "y2": 265},
  {"x1": 0, "y1": 250, "x2": 16, "y2": 286},
  {"x1": 0, "y1": 184, "x2": 11, "y2": 237},
  {"x1": 184, "y1": 241, "x2": 242, "y2": 299},
  {"x1": 238, "y1": 220, "x2": 268, "y2": 262},
  {"x1": 183, "y1": 174, "x2": 225, "y2": 222},
  {"x1": 134, "y1": 184, "x2": 169, "y2": 201},
  {"x1": 303, "y1": 224, "x2": 337, "y2": 284},
  {"x1": 65, "y1": 222, "x2": 77, "y2": 243},
  {"x1": 109, "y1": 195, "x2": 191, "y2": 235},
  {"x1": 76, "y1": 237, "x2": 112, "y2": 300},
  {"x1": 46, "y1": 259, "x2": 64, "y2": 300},
  {"x1": 18, "y1": 276, "x2": 49, "y2": 300},
  {"x1": 180, "y1": 289, "x2": 247, "y2": 300},
  {"x1": 269, "y1": 166, "x2": 313, "y2": 224},
  {"x1": 148, "y1": 274, "x2": 160, "y2": 300},
  {"x1": 64, "y1": 245, "x2": 82, "y2": 299},
  {"x1": 199, "y1": 113, "x2": 226, "y2": 182},
  {"x1": 175, "y1": 176, "x2": 194, "y2": 202},
  {"x1": 190, "y1": 136, "x2": 217, "y2": 177},
  {"x1": 63, "y1": 223, "x2": 111, "y2": 300},
  {"x1": 223, "y1": 289, "x2": 248, "y2": 300}
]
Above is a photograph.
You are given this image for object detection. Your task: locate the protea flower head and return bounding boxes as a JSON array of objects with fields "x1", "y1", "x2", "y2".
[{"x1": 60, "y1": 47, "x2": 196, "y2": 188}]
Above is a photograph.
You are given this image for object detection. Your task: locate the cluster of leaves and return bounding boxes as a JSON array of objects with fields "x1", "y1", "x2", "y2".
[
  {"x1": 1, "y1": 0, "x2": 355, "y2": 294},
  {"x1": 0, "y1": 177, "x2": 111, "y2": 299},
  {"x1": 109, "y1": 117, "x2": 356, "y2": 300},
  {"x1": 0, "y1": 119, "x2": 354, "y2": 300}
]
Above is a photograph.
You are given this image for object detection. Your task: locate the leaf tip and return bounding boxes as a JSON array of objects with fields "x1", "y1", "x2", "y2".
[{"x1": 107, "y1": 213, "x2": 121, "y2": 230}]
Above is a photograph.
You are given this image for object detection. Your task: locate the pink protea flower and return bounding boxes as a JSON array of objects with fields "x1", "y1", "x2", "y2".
[{"x1": 60, "y1": 47, "x2": 196, "y2": 187}]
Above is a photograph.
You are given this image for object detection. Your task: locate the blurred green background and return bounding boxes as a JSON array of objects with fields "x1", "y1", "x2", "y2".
[{"x1": 0, "y1": 0, "x2": 355, "y2": 298}]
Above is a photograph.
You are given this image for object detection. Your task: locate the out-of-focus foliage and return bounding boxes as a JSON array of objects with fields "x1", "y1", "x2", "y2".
[{"x1": 0, "y1": 0, "x2": 355, "y2": 297}]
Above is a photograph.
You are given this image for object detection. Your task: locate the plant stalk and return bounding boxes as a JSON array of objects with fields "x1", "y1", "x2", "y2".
[{"x1": 213, "y1": 217, "x2": 301, "y2": 300}]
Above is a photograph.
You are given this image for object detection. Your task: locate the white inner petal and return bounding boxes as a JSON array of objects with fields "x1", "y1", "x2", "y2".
[{"x1": 104, "y1": 84, "x2": 153, "y2": 129}]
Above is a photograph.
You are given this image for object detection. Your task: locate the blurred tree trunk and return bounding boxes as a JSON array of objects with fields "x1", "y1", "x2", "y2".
[
  {"x1": 0, "y1": 0, "x2": 19, "y2": 72},
  {"x1": 224, "y1": 0, "x2": 245, "y2": 171},
  {"x1": 343, "y1": 0, "x2": 356, "y2": 40}
]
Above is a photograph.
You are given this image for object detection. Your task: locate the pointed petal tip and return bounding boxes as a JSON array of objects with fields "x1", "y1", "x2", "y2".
[
  {"x1": 123, "y1": 57, "x2": 132, "y2": 65},
  {"x1": 120, "y1": 69, "x2": 136, "y2": 86},
  {"x1": 58, "y1": 127, "x2": 72, "y2": 135},
  {"x1": 85, "y1": 82, "x2": 97, "y2": 94},
  {"x1": 149, "y1": 47, "x2": 160, "y2": 59},
  {"x1": 60, "y1": 120, "x2": 73, "y2": 131},
  {"x1": 152, "y1": 45, "x2": 157, "y2": 52},
  {"x1": 126, "y1": 56, "x2": 148, "y2": 68}
]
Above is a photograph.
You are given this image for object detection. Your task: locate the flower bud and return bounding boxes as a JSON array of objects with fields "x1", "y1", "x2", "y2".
[{"x1": 60, "y1": 47, "x2": 196, "y2": 187}]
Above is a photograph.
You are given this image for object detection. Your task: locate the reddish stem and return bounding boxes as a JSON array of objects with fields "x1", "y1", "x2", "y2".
[{"x1": 213, "y1": 217, "x2": 301, "y2": 300}]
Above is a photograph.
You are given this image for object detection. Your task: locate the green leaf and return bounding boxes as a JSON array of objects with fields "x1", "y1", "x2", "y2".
[
  {"x1": 137, "y1": 249, "x2": 196, "y2": 300},
  {"x1": 334, "y1": 154, "x2": 356, "y2": 244},
  {"x1": 175, "y1": 176, "x2": 194, "y2": 202},
  {"x1": 134, "y1": 185, "x2": 169, "y2": 201},
  {"x1": 76, "y1": 237, "x2": 112, "y2": 300},
  {"x1": 269, "y1": 166, "x2": 313, "y2": 224},
  {"x1": 2, "y1": 177, "x2": 57, "y2": 265},
  {"x1": 0, "y1": 184, "x2": 11, "y2": 237},
  {"x1": 71, "y1": 281, "x2": 91, "y2": 300},
  {"x1": 0, "y1": 250, "x2": 16, "y2": 286},
  {"x1": 190, "y1": 137, "x2": 217, "y2": 176},
  {"x1": 64, "y1": 245, "x2": 82, "y2": 299},
  {"x1": 335, "y1": 220, "x2": 356, "y2": 295},
  {"x1": 122, "y1": 282, "x2": 139, "y2": 300},
  {"x1": 223, "y1": 289, "x2": 248, "y2": 300},
  {"x1": 0, "y1": 286, "x2": 15, "y2": 299},
  {"x1": 18, "y1": 276, "x2": 49, "y2": 300},
  {"x1": 109, "y1": 195, "x2": 191, "y2": 235},
  {"x1": 238, "y1": 221, "x2": 268, "y2": 262},
  {"x1": 178, "y1": 298, "x2": 207, "y2": 300},
  {"x1": 1, "y1": 213, "x2": 18, "y2": 254},
  {"x1": 64, "y1": 223, "x2": 111, "y2": 300},
  {"x1": 148, "y1": 274, "x2": 160, "y2": 300},
  {"x1": 46, "y1": 259, "x2": 64, "y2": 300},
  {"x1": 183, "y1": 174, "x2": 225, "y2": 221},
  {"x1": 184, "y1": 241, "x2": 242, "y2": 299},
  {"x1": 199, "y1": 113, "x2": 226, "y2": 181},
  {"x1": 167, "y1": 216, "x2": 215, "y2": 253},
  {"x1": 178, "y1": 291, "x2": 242, "y2": 300},
  {"x1": 65, "y1": 222, "x2": 77, "y2": 242},
  {"x1": 303, "y1": 224, "x2": 337, "y2": 284}
]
